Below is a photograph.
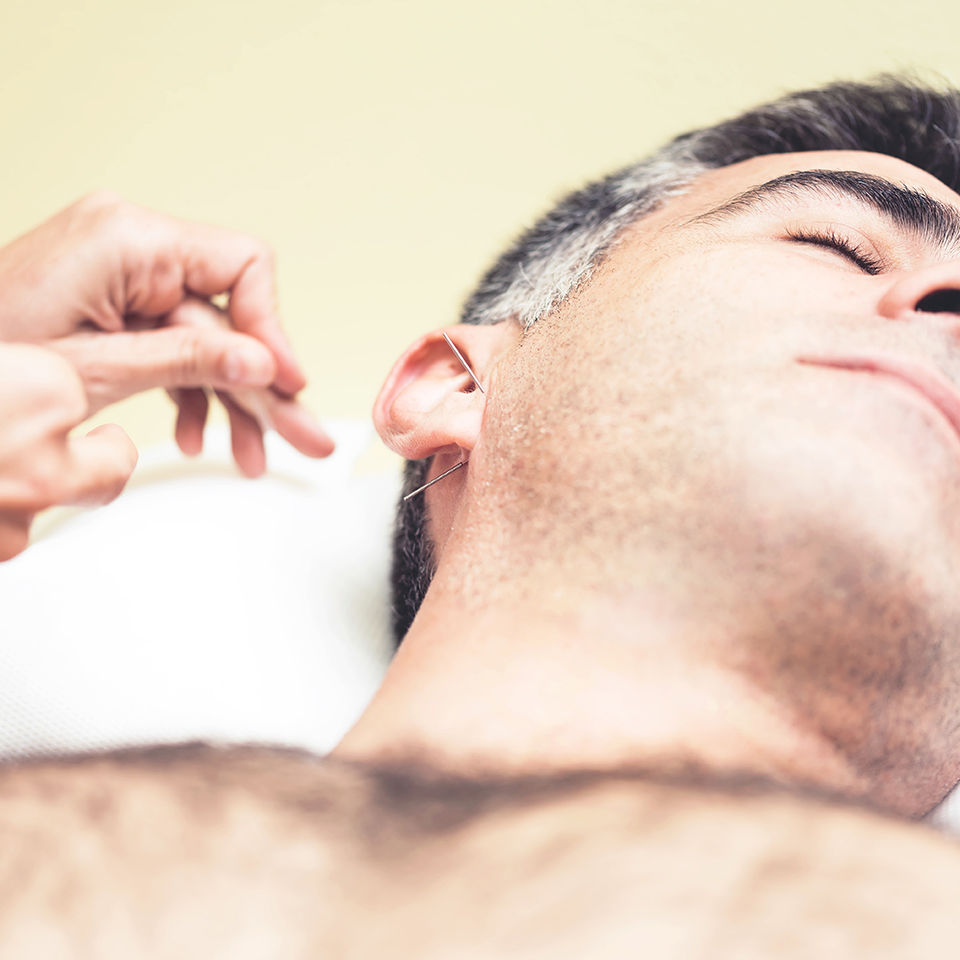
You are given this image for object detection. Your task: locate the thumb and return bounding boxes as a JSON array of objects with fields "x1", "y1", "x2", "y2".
[{"x1": 52, "y1": 327, "x2": 277, "y2": 413}]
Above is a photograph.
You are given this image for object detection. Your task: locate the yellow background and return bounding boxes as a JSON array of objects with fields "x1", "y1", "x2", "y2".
[{"x1": 1, "y1": 0, "x2": 958, "y2": 452}]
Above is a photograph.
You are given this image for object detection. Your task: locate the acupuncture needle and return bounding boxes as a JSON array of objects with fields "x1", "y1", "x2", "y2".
[
  {"x1": 442, "y1": 332, "x2": 485, "y2": 394},
  {"x1": 402, "y1": 332, "x2": 484, "y2": 501}
]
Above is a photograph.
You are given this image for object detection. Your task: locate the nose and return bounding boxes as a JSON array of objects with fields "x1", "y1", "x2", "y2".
[{"x1": 879, "y1": 259, "x2": 960, "y2": 320}]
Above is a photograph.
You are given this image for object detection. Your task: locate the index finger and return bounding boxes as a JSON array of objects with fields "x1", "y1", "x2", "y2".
[{"x1": 175, "y1": 221, "x2": 307, "y2": 396}]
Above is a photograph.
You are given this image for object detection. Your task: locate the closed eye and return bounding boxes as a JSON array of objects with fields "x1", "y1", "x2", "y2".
[{"x1": 787, "y1": 228, "x2": 883, "y2": 276}]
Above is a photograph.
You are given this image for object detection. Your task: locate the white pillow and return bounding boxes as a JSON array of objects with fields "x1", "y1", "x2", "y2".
[{"x1": 0, "y1": 420, "x2": 398, "y2": 760}]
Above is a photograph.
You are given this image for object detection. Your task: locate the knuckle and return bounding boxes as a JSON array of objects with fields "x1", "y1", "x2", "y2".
[
  {"x1": 91, "y1": 196, "x2": 165, "y2": 255},
  {"x1": 72, "y1": 190, "x2": 127, "y2": 229},
  {"x1": 105, "y1": 204, "x2": 146, "y2": 246},
  {"x1": 171, "y1": 328, "x2": 204, "y2": 382},
  {"x1": 71, "y1": 192, "x2": 147, "y2": 263},
  {"x1": 77, "y1": 188, "x2": 125, "y2": 211}
]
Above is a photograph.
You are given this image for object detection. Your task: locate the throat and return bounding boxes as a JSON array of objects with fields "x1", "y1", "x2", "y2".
[{"x1": 333, "y1": 590, "x2": 864, "y2": 802}]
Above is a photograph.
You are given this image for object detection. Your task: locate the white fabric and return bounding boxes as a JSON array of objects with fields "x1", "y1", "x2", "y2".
[
  {"x1": 0, "y1": 420, "x2": 398, "y2": 760},
  {"x1": 927, "y1": 783, "x2": 960, "y2": 833}
]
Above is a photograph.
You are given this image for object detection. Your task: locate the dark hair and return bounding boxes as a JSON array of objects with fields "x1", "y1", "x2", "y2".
[{"x1": 390, "y1": 76, "x2": 960, "y2": 644}]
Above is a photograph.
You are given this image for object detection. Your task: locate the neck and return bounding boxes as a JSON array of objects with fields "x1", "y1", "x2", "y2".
[{"x1": 335, "y1": 568, "x2": 867, "y2": 802}]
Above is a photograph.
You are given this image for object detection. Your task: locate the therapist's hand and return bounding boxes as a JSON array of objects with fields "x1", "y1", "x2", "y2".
[
  {"x1": 0, "y1": 191, "x2": 334, "y2": 476},
  {"x1": 0, "y1": 343, "x2": 137, "y2": 562}
]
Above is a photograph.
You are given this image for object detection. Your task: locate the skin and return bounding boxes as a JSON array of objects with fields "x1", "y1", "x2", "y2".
[
  {"x1": 0, "y1": 192, "x2": 334, "y2": 560},
  {"x1": 4, "y1": 747, "x2": 960, "y2": 958},
  {"x1": 8, "y1": 151, "x2": 960, "y2": 951},
  {"x1": 339, "y1": 150, "x2": 960, "y2": 818},
  {"x1": 0, "y1": 344, "x2": 136, "y2": 560},
  {"x1": 0, "y1": 191, "x2": 334, "y2": 478}
]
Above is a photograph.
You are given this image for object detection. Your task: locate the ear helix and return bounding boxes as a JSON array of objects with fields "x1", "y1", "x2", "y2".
[{"x1": 402, "y1": 333, "x2": 484, "y2": 502}]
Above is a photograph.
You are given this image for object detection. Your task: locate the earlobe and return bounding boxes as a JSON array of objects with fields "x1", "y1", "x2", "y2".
[{"x1": 373, "y1": 322, "x2": 518, "y2": 460}]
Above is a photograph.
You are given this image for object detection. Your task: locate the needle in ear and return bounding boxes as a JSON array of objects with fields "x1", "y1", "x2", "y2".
[
  {"x1": 442, "y1": 332, "x2": 485, "y2": 394},
  {"x1": 402, "y1": 459, "x2": 467, "y2": 501},
  {"x1": 402, "y1": 332, "x2": 484, "y2": 501}
]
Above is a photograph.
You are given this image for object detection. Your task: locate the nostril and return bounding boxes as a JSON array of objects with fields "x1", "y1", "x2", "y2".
[{"x1": 915, "y1": 288, "x2": 960, "y2": 314}]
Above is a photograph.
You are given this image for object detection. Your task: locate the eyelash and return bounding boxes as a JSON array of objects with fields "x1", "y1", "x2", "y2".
[{"x1": 787, "y1": 228, "x2": 884, "y2": 276}]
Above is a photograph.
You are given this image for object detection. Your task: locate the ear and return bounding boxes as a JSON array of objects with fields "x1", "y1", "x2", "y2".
[{"x1": 374, "y1": 321, "x2": 519, "y2": 460}]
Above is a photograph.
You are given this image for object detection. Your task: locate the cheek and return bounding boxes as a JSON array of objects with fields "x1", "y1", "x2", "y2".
[{"x1": 637, "y1": 244, "x2": 869, "y2": 341}]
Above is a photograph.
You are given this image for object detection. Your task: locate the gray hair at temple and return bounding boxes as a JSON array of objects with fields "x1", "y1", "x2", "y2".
[{"x1": 391, "y1": 75, "x2": 960, "y2": 643}]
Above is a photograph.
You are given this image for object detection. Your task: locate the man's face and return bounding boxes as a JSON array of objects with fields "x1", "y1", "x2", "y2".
[{"x1": 469, "y1": 150, "x2": 960, "y2": 809}]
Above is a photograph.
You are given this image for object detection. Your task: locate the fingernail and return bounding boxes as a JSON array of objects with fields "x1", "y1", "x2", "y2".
[{"x1": 225, "y1": 345, "x2": 273, "y2": 384}]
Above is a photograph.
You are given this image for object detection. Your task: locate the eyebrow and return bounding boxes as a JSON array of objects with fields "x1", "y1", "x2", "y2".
[{"x1": 692, "y1": 168, "x2": 960, "y2": 253}]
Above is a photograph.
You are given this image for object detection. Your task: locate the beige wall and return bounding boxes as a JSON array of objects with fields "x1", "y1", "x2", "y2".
[{"x1": 2, "y1": 0, "x2": 958, "y2": 449}]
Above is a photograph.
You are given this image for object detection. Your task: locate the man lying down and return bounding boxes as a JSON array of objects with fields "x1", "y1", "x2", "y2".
[{"x1": 4, "y1": 75, "x2": 960, "y2": 954}]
